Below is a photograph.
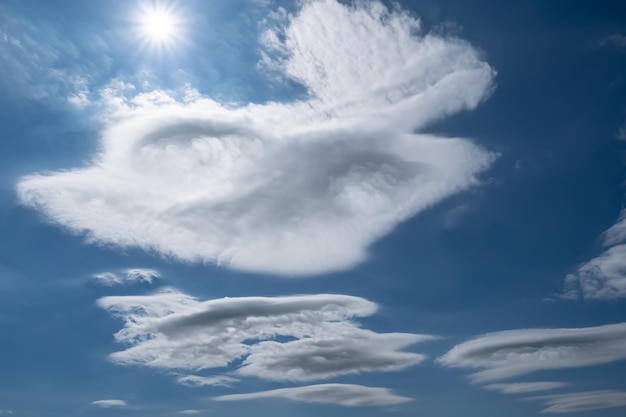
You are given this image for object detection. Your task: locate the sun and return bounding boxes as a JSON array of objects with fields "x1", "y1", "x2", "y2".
[
  {"x1": 135, "y1": 4, "x2": 184, "y2": 50},
  {"x1": 142, "y1": 10, "x2": 176, "y2": 42}
]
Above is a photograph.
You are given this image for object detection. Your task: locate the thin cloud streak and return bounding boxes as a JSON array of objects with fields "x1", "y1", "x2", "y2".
[
  {"x1": 528, "y1": 391, "x2": 626, "y2": 414},
  {"x1": 438, "y1": 322, "x2": 626, "y2": 382},
  {"x1": 213, "y1": 384, "x2": 413, "y2": 407}
]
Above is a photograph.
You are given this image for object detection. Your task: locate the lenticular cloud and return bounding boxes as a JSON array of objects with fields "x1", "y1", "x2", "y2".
[{"x1": 17, "y1": 0, "x2": 495, "y2": 276}]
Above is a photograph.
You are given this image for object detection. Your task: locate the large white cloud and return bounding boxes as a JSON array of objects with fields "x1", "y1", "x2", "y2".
[
  {"x1": 212, "y1": 384, "x2": 412, "y2": 407},
  {"x1": 97, "y1": 289, "x2": 435, "y2": 382},
  {"x1": 17, "y1": 0, "x2": 495, "y2": 276},
  {"x1": 437, "y1": 322, "x2": 626, "y2": 383},
  {"x1": 527, "y1": 391, "x2": 626, "y2": 414}
]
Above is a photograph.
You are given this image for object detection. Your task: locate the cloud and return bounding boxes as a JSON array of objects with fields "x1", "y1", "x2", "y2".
[
  {"x1": 563, "y1": 212, "x2": 626, "y2": 300},
  {"x1": 91, "y1": 399, "x2": 128, "y2": 408},
  {"x1": 602, "y1": 34, "x2": 626, "y2": 49},
  {"x1": 176, "y1": 375, "x2": 239, "y2": 388},
  {"x1": 528, "y1": 391, "x2": 626, "y2": 414},
  {"x1": 91, "y1": 268, "x2": 161, "y2": 286},
  {"x1": 437, "y1": 322, "x2": 626, "y2": 383},
  {"x1": 212, "y1": 384, "x2": 413, "y2": 407},
  {"x1": 178, "y1": 410, "x2": 202, "y2": 415},
  {"x1": 98, "y1": 289, "x2": 435, "y2": 382},
  {"x1": 484, "y1": 382, "x2": 568, "y2": 394},
  {"x1": 17, "y1": 0, "x2": 495, "y2": 276}
]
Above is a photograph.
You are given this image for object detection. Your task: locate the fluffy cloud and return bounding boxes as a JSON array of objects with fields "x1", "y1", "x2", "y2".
[
  {"x1": 17, "y1": 0, "x2": 495, "y2": 276},
  {"x1": 176, "y1": 375, "x2": 239, "y2": 388},
  {"x1": 484, "y1": 382, "x2": 568, "y2": 394},
  {"x1": 91, "y1": 268, "x2": 161, "y2": 286},
  {"x1": 437, "y1": 322, "x2": 626, "y2": 383},
  {"x1": 97, "y1": 289, "x2": 435, "y2": 382},
  {"x1": 91, "y1": 399, "x2": 127, "y2": 408},
  {"x1": 212, "y1": 384, "x2": 412, "y2": 407},
  {"x1": 563, "y1": 213, "x2": 626, "y2": 300},
  {"x1": 528, "y1": 391, "x2": 626, "y2": 414}
]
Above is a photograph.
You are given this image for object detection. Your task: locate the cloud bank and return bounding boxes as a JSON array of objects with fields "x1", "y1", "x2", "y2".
[
  {"x1": 17, "y1": 0, "x2": 495, "y2": 276},
  {"x1": 438, "y1": 322, "x2": 626, "y2": 382},
  {"x1": 528, "y1": 391, "x2": 626, "y2": 414},
  {"x1": 212, "y1": 384, "x2": 412, "y2": 407},
  {"x1": 98, "y1": 289, "x2": 435, "y2": 382}
]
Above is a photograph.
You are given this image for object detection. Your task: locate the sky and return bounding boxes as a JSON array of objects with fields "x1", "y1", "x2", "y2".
[{"x1": 1, "y1": 0, "x2": 626, "y2": 416}]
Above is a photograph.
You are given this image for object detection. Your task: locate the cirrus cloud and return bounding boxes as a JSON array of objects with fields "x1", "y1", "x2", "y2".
[
  {"x1": 528, "y1": 390, "x2": 626, "y2": 414},
  {"x1": 16, "y1": 0, "x2": 495, "y2": 276}
]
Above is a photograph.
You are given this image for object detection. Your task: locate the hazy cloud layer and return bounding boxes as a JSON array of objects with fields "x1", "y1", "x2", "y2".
[
  {"x1": 438, "y1": 322, "x2": 626, "y2": 382},
  {"x1": 484, "y1": 382, "x2": 568, "y2": 394},
  {"x1": 563, "y1": 212, "x2": 626, "y2": 300},
  {"x1": 212, "y1": 384, "x2": 412, "y2": 407},
  {"x1": 17, "y1": 0, "x2": 495, "y2": 276},
  {"x1": 91, "y1": 399, "x2": 127, "y2": 408},
  {"x1": 91, "y1": 268, "x2": 161, "y2": 286},
  {"x1": 98, "y1": 289, "x2": 435, "y2": 382},
  {"x1": 528, "y1": 391, "x2": 626, "y2": 414}
]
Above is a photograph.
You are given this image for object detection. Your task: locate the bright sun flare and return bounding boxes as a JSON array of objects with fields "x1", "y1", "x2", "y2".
[{"x1": 141, "y1": 9, "x2": 178, "y2": 43}]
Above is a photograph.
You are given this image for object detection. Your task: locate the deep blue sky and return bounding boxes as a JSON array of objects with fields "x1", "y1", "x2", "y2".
[{"x1": 1, "y1": 1, "x2": 626, "y2": 416}]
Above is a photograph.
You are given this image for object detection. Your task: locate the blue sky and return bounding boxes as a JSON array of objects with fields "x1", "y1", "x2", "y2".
[{"x1": 1, "y1": 0, "x2": 626, "y2": 415}]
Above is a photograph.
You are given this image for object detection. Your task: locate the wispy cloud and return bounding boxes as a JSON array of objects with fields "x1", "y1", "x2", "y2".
[
  {"x1": 17, "y1": 0, "x2": 495, "y2": 276},
  {"x1": 563, "y1": 211, "x2": 626, "y2": 300},
  {"x1": 176, "y1": 375, "x2": 239, "y2": 388},
  {"x1": 91, "y1": 268, "x2": 161, "y2": 286},
  {"x1": 484, "y1": 382, "x2": 568, "y2": 394},
  {"x1": 602, "y1": 34, "x2": 626, "y2": 49},
  {"x1": 528, "y1": 391, "x2": 626, "y2": 414},
  {"x1": 212, "y1": 384, "x2": 413, "y2": 407},
  {"x1": 438, "y1": 322, "x2": 626, "y2": 382},
  {"x1": 98, "y1": 289, "x2": 435, "y2": 382},
  {"x1": 91, "y1": 399, "x2": 128, "y2": 408},
  {"x1": 178, "y1": 410, "x2": 202, "y2": 415}
]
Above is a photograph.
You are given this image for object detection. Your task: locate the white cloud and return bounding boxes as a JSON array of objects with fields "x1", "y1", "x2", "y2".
[
  {"x1": 212, "y1": 384, "x2": 412, "y2": 407},
  {"x1": 17, "y1": 0, "x2": 495, "y2": 276},
  {"x1": 176, "y1": 375, "x2": 239, "y2": 388},
  {"x1": 98, "y1": 289, "x2": 435, "y2": 382},
  {"x1": 484, "y1": 382, "x2": 568, "y2": 394},
  {"x1": 91, "y1": 399, "x2": 128, "y2": 408},
  {"x1": 528, "y1": 391, "x2": 626, "y2": 414},
  {"x1": 91, "y1": 268, "x2": 161, "y2": 286},
  {"x1": 178, "y1": 410, "x2": 202, "y2": 415},
  {"x1": 438, "y1": 322, "x2": 626, "y2": 383},
  {"x1": 563, "y1": 212, "x2": 626, "y2": 300}
]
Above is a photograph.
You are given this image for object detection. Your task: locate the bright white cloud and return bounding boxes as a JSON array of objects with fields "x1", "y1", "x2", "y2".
[
  {"x1": 17, "y1": 0, "x2": 495, "y2": 276},
  {"x1": 98, "y1": 289, "x2": 435, "y2": 382},
  {"x1": 528, "y1": 391, "x2": 626, "y2": 414},
  {"x1": 438, "y1": 322, "x2": 626, "y2": 383},
  {"x1": 91, "y1": 268, "x2": 161, "y2": 286},
  {"x1": 176, "y1": 375, "x2": 239, "y2": 388},
  {"x1": 484, "y1": 382, "x2": 568, "y2": 394},
  {"x1": 212, "y1": 384, "x2": 413, "y2": 407},
  {"x1": 91, "y1": 399, "x2": 128, "y2": 408},
  {"x1": 563, "y1": 211, "x2": 626, "y2": 300}
]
